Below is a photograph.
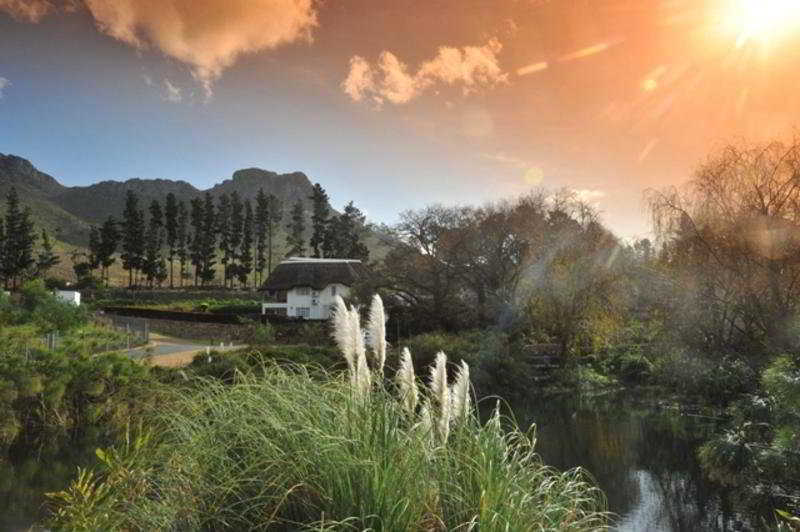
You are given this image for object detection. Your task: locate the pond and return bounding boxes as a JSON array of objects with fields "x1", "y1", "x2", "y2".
[
  {"x1": 2, "y1": 390, "x2": 769, "y2": 530},
  {"x1": 514, "y1": 390, "x2": 763, "y2": 531},
  {"x1": 0, "y1": 438, "x2": 100, "y2": 532}
]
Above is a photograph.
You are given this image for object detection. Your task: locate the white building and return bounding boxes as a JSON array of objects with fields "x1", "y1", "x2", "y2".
[
  {"x1": 260, "y1": 258, "x2": 368, "y2": 320},
  {"x1": 55, "y1": 290, "x2": 81, "y2": 306}
]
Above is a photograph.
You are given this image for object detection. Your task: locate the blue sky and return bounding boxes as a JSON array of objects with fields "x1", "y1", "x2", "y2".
[{"x1": 3, "y1": 0, "x2": 800, "y2": 238}]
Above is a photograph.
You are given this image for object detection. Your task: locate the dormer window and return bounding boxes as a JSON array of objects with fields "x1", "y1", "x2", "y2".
[{"x1": 296, "y1": 286, "x2": 311, "y2": 296}]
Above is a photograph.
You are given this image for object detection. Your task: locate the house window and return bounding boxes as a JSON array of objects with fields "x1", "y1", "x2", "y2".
[
  {"x1": 296, "y1": 307, "x2": 311, "y2": 319},
  {"x1": 296, "y1": 286, "x2": 310, "y2": 296},
  {"x1": 330, "y1": 285, "x2": 337, "y2": 296}
]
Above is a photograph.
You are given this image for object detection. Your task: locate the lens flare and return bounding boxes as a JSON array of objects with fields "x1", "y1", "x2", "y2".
[{"x1": 723, "y1": 0, "x2": 800, "y2": 47}]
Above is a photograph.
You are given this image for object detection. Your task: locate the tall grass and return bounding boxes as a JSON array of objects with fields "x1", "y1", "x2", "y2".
[{"x1": 48, "y1": 296, "x2": 608, "y2": 531}]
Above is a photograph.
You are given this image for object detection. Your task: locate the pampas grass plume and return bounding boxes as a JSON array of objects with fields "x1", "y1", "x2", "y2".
[
  {"x1": 396, "y1": 347, "x2": 418, "y2": 415},
  {"x1": 367, "y1": 294, "x2": 387, "y2": 376},
  {"x1": 450, "y1": 360, "x2": 471, "y2": 425},
  {"x1": 429, "y1": 351, "x2": 451, "y2": 443}
]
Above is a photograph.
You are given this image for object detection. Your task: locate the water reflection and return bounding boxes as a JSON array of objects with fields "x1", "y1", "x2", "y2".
[
  {"x1": 514, "y1": 392, "x2": 755, "y2": 531},
  {"x1": 0, "y1": 438, "x2": 100, "y2": 531}
]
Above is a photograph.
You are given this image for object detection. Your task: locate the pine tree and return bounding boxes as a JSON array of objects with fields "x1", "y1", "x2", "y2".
[
  {"x1": 88, "y1": 226, "x2": 102, "y2": 272},
  {"x1": 324, "y1": 201, "x2": 370, "y2": 261},
  {"x1": 308, "y1": 183, "x2": 330, "y2": 258},
  {"x1": 98, "y1": 216, "x2": 120, "y2": 285},
  {"x1": 36, "y1": 229, "x2": 60, "y2": 277},
  {"x1": 229, "y1": 191, "x2": 244, "y2": 288},
  {"x1": 2, "y1": 188, "x2": 37, "y2": 289},
  {"x1": 199, "y1": 192, "x2": 217, "y2": 285},
  {"x1": 238, "y1": 200, "x2": 254, "y2": 288},
  {"x1": 176, "y1": 200, "x2": 188, "y2": 287},
  {"x1": 217, "y1": 193, "x2": 232, "y2": 286},
  {"x1": 121, "y1": 190, "x2": 146, "y2": 288},
  {"x1": 144, "y1": 199, "x2": 165, "y2": 287},
  {"x1": 286, "y1": 199, "x2": 306, "y2": 257},
  {"x1": 165, "y1": 192, "x2": 179, "y2": 288},
  {"x1": 189, "y1": 197, "x2": 204, "y2": 286},
  {"x1": 254, "y1": 189, "x2": 268, "y2": 287}
]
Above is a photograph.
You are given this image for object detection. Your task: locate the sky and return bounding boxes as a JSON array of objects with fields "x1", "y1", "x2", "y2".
[{"x1": 3, "y1": 0, "x2": 800, "y2": 239}]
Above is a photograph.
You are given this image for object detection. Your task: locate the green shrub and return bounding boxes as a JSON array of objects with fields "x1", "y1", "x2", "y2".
[{"x1": 47, "y1": 366, "x2": 609, "y2": 531}]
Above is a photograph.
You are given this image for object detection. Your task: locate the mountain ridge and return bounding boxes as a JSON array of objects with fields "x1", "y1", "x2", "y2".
[{"x1": 0, "y1": 153, "x2": 322, "y2": 246}]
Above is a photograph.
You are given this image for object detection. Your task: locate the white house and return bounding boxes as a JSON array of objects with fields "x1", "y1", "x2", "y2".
[
  {"x1": 55, "y1": 290, "x2": 81, "y2": 306},
  {"x1": 260, "y1": 258, "x2": 368, "y2": 320}
]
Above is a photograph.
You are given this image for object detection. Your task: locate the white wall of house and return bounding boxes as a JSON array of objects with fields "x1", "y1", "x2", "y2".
[
  {"x1": 262, "y1": 283, "x2": 351, "y2": 320},
  {"x1": 287, "y1": 283, "x2": 351, "y2": 320},
  {"x1": 55, "y1": 290, "x2": 81, "y2": 306}
]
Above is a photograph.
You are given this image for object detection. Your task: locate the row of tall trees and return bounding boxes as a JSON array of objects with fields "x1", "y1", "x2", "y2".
[
  {"x1": 96, "y1": 184, "x2": 369, "y2": 288},
  {"x1": 112, "y1": 190, "x2": 285, "y2": 288},
  {"x1": 0, "y1": 188, "x2": 60, "y2": 289}
]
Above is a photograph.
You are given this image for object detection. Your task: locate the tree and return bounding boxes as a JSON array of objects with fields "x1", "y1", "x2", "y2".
[
  {"x1": 121, "y1": 190, "x2": 146, "y2": 288},
  {"x1": 2, "y1": 187, "x2": 37, "y2": 289},
  {"x1": 87, "y1": 225, "x2": 102, "y2": 272},
  {"x1": 229, "y1": 191, "x2": 244, "y2": 288},
  {"x1": 285, "y1": 199, "x2": 305, "y2": 257},
  {"x1": 308, "y1": 183, "x2": 330, "y2": 257},
  {"x1": 189, "y1": 197, "x2": 204, "y2": 286},
  {"x1": 97, "y1": 216, "x2": 120, "y2": 285},
  {"x1": 217, "y1": 193, "x2": 232, "y2": 286},
  {"x1": 324, "y1": 201, "x2": 369, "y2": 261},
  {"x1": 649, "y1": 140, "x2": 800, "y2": 354},
  {"x1": 142, "y1": 199, "x2": 165, "y2": 287},
  {"x1": 165, "y1": 192, "x2": 179, "y2": 288},
  {"x1": 176, "y1": 200, "x2": 189, "y2": 287},
  {"x1": 36, "y1": 229, "x2": 60, "y2": 277},
  {"x1": 199, "y1": 192, "x2": 217, "y2": 285},
  {"x1": 238, "y1": 200, "x2": 254, "y2": 288},
  {"x1": 265, "y1": 193, "x2": 283, "y2": 276}
]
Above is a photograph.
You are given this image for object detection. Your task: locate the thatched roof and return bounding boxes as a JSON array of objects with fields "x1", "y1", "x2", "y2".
[{"x1": 261, "y1": 258, "x2": 369, "y2": 291}]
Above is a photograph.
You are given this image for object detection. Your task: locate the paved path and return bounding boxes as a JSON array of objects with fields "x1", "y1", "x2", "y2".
[{"x1": 124, "y1": 333, "x2": 243, "y2": 367}]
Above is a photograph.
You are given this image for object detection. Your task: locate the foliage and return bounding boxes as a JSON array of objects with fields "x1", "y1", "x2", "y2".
[{"x1": 48, "y1": 364, "x2": 608, "y2": 531}]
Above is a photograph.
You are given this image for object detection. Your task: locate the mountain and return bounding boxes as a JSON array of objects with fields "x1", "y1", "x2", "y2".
[
  {"x1": 0, "y1": 153, "x2": 324, "y2": 247},
  {"x1": 0, "y1": 153, "x2": 91, "y2": 244}
]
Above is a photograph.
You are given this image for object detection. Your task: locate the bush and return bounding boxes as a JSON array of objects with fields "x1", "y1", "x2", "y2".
[{"x1": 47, "y1": 365, "x2": 609, "y2": 531}]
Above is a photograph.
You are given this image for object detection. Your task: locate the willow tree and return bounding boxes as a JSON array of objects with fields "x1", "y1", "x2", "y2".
[{"x1": 648, "y1": 141, "x2": 800, "y2": 354}]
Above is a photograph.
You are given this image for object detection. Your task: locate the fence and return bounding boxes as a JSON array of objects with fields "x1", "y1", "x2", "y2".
[{"x1": 98, "y1": 313, "x2": 150, "y2": 347}]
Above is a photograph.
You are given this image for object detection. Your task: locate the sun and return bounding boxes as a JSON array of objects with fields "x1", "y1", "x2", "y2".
[{"x1": 723, "y1": 0, "x2": 800, "y2": 47}]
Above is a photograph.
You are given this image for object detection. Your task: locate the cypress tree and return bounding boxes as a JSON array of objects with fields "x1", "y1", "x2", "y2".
[
  {"x1": 229, "y1": 191, "x2": 244, "y2": 288},
  {"x1": 308, "y1": 183, "x2": 330, "y2": 258},
  {"x1": 189, "y1": 197, "x2": 204, "y2": 286},
  {"x1": 121, "y1": 190, "x2": 145, "y2": 288},
  {"x1": 165, "y1": 192, "x2": 179, "y2": 288},
  {"x1": 266, "y1": 193, "x2": 283, "y2": 275},
  {"x1": 286, "y1": 199, "x2": 305, "y2": 257},
  {"x1": 238, "y1": 200, "x2": 254, "y2": 288},
  {"x1": 3, "y1": 188, "x2": 37, "y2": 289},
  {"x1": 199, "y1": 192, "x2": 217, "y2": 285},
  {"x1": 217, "y1": 193, "x2": 232, "y2": 286},
  {"x1": 254, "y1": 189, "x2": 268, "y2": 287},
  {"x1": 98, "y1": 216, "x2": 120, "y2": 286},
  {"x1": 36, "y1": 229, "x2": 60, "y2": 277},
  {"x1": 144, "y1": 199, "x2": 165, "y2": 287},
  {"x1": 88, "y1": 226, "x2": 102, "y2": 272},
  {"x1": 176, "y1": 200, "x2": 188, "y2": 287}
]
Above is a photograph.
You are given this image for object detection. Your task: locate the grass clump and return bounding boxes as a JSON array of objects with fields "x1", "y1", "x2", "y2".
[{"x1": 48, "y1": 296, "x2": 608, "y2": 530}]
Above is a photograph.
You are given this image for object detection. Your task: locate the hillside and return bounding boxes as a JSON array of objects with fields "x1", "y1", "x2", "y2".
[{"x1": 0, "y1": 153, "x2": 389, "y2": 283}]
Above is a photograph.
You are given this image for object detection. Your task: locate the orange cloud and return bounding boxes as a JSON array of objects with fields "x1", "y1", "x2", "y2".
[
  {"x1": 343, "y1": 39, "x2": 508, "y2": 106},
  {"x1": 1, "y1": 0, "x2": 318, "y2": 97}
]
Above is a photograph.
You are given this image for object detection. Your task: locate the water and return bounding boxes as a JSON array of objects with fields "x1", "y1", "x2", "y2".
[
  {"x1": 515, "y1": 390, "x2": 758, "y2": 531},
  {"x1": 0, "y1": 439, "x2": 100, "y2": 531},
  {"x1": 3, "y1": 391, "x2": 767, "y2": 530}
]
